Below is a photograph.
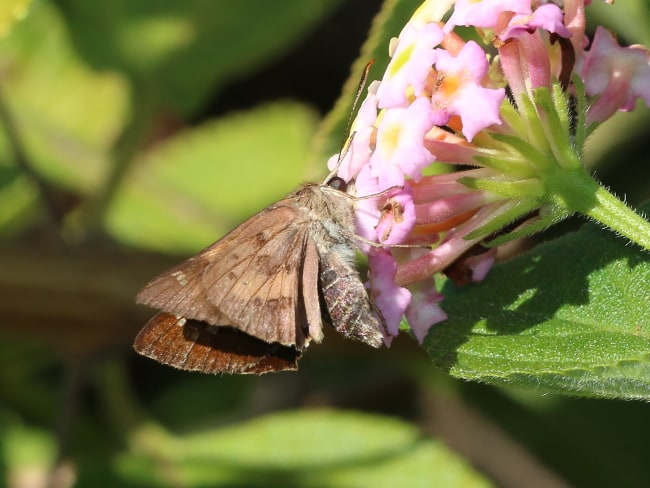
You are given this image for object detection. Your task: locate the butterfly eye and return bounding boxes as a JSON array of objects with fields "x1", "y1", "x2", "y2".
[{"x1": 326, "y1": 176, "x2": 348, "y2": 192}]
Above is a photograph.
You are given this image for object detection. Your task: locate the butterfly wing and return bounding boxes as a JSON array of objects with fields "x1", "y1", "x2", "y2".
[
  {"x1": 134, "y1": 312, "x2": 300, "y2": 374},
  {"x1": 136, "y1": 254, "x2": 230, "y2": 326},
  {"x1": 200, "y1": 204, "x2": 323, "y2": 348},
  {"x1": 136, "y1": 202, "x2": 324, "y2": 349},
  {"x1": 318, "y1": 250, "x2": 385, "y2": 348}
]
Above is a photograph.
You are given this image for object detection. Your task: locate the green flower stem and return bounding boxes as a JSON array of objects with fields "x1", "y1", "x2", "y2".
[
  {"x1": 588, "y1": 185, "x2": 650, "y2": 251},
  {"x1": 547, "y1": 167, "x2": 650, "y2": 251}
]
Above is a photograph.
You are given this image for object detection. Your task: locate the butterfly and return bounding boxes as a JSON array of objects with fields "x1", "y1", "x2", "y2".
[{"x1": 134, "y1": 178, "x2": 386, "y2": 374}]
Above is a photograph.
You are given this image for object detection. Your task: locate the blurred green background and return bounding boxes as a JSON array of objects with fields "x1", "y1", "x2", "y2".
[{"x1": 1, "y1": 0, "x2": 650, "y2": 487}]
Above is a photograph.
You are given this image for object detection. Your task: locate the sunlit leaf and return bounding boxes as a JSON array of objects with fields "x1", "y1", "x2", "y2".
[
  {"x1": 55, "y1": 0, "x2": 344, "y2": 116},
  {"x1": 106, "y1": 101, "x2": 319, "y2": 253},
  {"x1": 0, "y1": 0, "x2": 33, "y2": 37},
  {"x1": 426, "y1": 211, "x2": 650, "y2": 400},
  {"x1": 0, "y1": 411, "x2": 56, "y2": 484},
  {"x1": 116, "y1": 410, "x2": 492, "y2": 488},
  {"x1": 0, "y1": 1, "x2": 129, "y2": 193}
]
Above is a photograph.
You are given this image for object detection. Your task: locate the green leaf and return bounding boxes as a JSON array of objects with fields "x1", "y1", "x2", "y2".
[
  {"x1": 587, "y1": 0, "x2": 650, "y2": 47},
  {"x1": 0, "y1": 0, "x2": 33, "y2": 37},
  {"x1": 106, "y1": 101, "x2": 319, "y2": 254},
  {"x1": 115, "y1": 409, "x2": 492, "y2": 488},
  {"x1": 425, "y1": 215, "x2": 650, "y2": 400},
  {"x1": 0, "y1": 1, "x2": 129, "y2": 193},
  {"x1": 0, "y1": 419, "x2": 55, "y2": 471},
  {"x1": 55, "y1": 0, "x2": 344, "y2": 116},
  {"x1": 0, "y1": 172, "x2": 39, "y2": 235}
]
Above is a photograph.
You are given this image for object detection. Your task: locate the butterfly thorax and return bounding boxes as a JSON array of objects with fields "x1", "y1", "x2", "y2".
[{"x1": 286, "y1": 183, "x2": 355, "y2": 234}]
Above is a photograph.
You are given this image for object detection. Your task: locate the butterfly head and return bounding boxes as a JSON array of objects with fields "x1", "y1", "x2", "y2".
[{"x1": 324, "y1": 176, "x2": 349, "y2": 193}]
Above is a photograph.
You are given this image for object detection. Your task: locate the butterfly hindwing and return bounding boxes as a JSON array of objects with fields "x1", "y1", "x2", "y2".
[{"x1": 133, "y1": 312, "x2": 300, "y2": 374}]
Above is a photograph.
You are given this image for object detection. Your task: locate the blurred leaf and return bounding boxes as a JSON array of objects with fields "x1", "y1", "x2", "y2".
[
  {"x1": 0, "y1": 338, "x2": 59, "y2": 420},
  {"x1": 116, "y1": 409, "x2": 492, "y2": 487},
  {"x1": 106, "y1": 101, "x2": 319, "y2": 254},
  {"x1": 0, "y1": 421, "x2": 55, "y2": 469},
  {"x1": 0, "y1": 409, "x2": 57, "y2": 487},
  {"x1": 426, "y1": 206, "x2": 650, "y2": 400},
  {"x1": 0, "y1": 173, "x2": 38, "y2": 234},
  {"x1": 587, "y1": 0, "x2": 650, "y2": 46},
  {"x1": 457, "y1": 382, "x2": 650, "y2": 488},
  {"x1": 0, "y1": 0, "x2": 33, "y2": 37},
  {"x1": 148, "y1": 374, "x2": 254, "y2": 430},
  {"x1": 55, "y1": 0, "x2": 344, "y2": 116},
  {"x1": 583, "y1": 101, "x2": 650, "y2": 172},
  {"x1": 0, "y1": 1, "x2": 129, "y2": 194}
]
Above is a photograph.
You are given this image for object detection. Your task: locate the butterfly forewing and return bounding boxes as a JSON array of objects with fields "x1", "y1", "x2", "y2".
[
  {"x1": 201, "y1": 205, "x2": 313, "y2": 347},
  {"x1": 137, "y1": 203, "x2": 319, "y2": 348},
  {"x1": 136, "y1": 255, "x2": 234, "y2": 326}
]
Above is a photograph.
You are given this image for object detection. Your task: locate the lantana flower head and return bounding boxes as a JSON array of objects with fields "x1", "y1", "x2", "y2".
[{"x1": 329, "y1": 0, "x2": 650, "y2": 345}]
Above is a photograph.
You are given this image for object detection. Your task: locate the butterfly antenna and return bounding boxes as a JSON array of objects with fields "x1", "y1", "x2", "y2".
[
  {"x1": 340, "y1": 60, "x2": 375, "y2": 157},
  {"x1": 324, "y1": 60, "x2": 375, "y2": 184}
]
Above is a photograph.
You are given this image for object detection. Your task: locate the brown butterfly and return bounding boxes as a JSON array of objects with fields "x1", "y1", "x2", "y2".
[{"x1": 134, "y1": 179, "x2": 387, "y2": 374}]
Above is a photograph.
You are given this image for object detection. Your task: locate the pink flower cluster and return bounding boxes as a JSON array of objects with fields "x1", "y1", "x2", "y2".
[{"x1": 328, "y1": 0, "x2": 650, "y2": 345}]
